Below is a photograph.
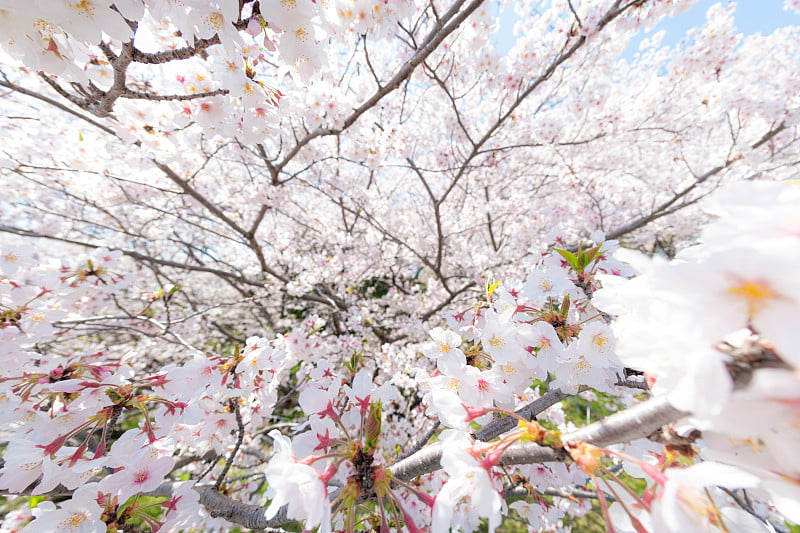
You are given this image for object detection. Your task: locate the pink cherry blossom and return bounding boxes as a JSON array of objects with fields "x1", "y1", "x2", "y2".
[
  {"x1": 22, "y1": 484, "x2": 105, "y2": 533},
  {"x1": 264, "y1": 430, "x2": 331, "y2": 533}
]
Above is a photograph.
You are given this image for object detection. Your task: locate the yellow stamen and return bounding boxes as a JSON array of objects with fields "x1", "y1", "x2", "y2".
[{"x1": 726, "y1": 277, "x2": 780, "y2": 317}]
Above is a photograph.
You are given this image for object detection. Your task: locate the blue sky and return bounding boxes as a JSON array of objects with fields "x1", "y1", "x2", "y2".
[
  {"x1": 494, "y1": 1, "x2": 800, "y2": 54},
  {"x1": 628, "y1": 0, "x2": 800, "y2": 50}
]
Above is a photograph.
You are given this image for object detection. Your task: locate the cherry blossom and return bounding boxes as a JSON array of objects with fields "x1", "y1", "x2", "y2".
[
  {"x1": 264, "y1": 430, "x2": 331, "y2": 533},
  {"x1": 0, "y1": 246, "x2": 37, "y2": 277},
  {"x1": 99, "y1": 445, "x2": 175, "y2": 502},
  {"x1": 21, "y1": 484, "x2": 105, "y2": 533},
  {"x1": 422, "y1": 326, "x2": 466, "y2": 369},
  {"x1": 187, "y1": 0, "x2": 243, "y2": 52},
  {"x1": 432, "y1": 432, "x2": 503, "y2": 532},
  {"x1": 649, "y1": 463, "x2": 764, "y2": 533},
  {"x1": 0, "y1": 1, "x2": 799, "y2": 531}
]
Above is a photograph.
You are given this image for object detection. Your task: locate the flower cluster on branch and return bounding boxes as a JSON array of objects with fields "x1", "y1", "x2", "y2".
[{"x1": 0, "y1": 0, "x2": 799, "y2": 531}]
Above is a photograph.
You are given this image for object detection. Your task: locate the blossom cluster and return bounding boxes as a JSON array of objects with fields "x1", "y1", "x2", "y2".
[
  {"x1": 419, "y1": 234, "x2": 633, "y2": 427},
  {"x1": 0, "y1": 0, "x2": 414, "y2": 80},
  {"x1": 0, "y1": 0, "x2": 416, "y2": 144},
  {"x1": 372, "y1": 180, "x2": 799, "y2": 532},
  {"x1": 2, "y1": 181, "x2": 800, "y2": 532},
  {"x1": 594, "y1": 180, "x2": 800, "y2": 528},
  {"x1": 0, "y1": 245, "x2": 414, "y2": 531},
  {"x1": 1, "y1": 0, "x2": 799, "y2": 530},
  {"x1": 0, "y1": 245, "x2": 288, "y2": 531}
]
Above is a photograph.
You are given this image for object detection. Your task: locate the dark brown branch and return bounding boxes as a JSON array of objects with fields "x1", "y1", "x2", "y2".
[
  {"x1": 122, "y1": 88, "x2": 229, "y2": 101},
  {"x1": 131, "y1": 36, "x2": 222, "y2": 64},
  {"x1": 0, "y1": 223, "x2": 263, "y2": 286},
  {"x1": 0, "y1": 73, "x2": 119, "y2": 132}
]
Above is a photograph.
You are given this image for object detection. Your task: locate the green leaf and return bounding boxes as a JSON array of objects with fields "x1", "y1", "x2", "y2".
[
  {"x1": 28, "y1": 496, "x2": 44, "y2": 508},
  {"x1": 554, "y1": 248, "x2": 580, "y2": 271},
  {"x1": 578, "y1": 244, "x2": 603, "y2": 270},
  {"x1": 344, "y1": 351, "x2": 363, "y2": 374},
  {"x1": 486, "y1": 278, "x2": 500, "y2": 299}
]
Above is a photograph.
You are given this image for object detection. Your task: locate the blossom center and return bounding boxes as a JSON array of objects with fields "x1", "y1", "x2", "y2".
[
  {"x1": 34, "y1": 19, "x2": 53, "y2": 36},
  {"x1": 726, "y1": 277, "x2": 779, "y2": 317},
  {"x1": 500, "y1": 364, "x2": 517, "y2": 375},
  {"x1": 575, "y1": 356, "x2": 591, "y2": 374},
  {"x1": 205, "y1": 13, "x2": 223, "y2": 31},
  {"x1": 134, "y1": 469, "x2": 150, "y2": 484},
  {"x1": 538, "y1": 337, "x2": 551, "y2": 349},
  {"x1": 73, "y1": 0, "x2": 95, "y2": 18},
  {"x1": 59, "y1": 511, "x2": 89, "y2": 531},
  {"x1": 445, "y1": 378, "x2": 462, "y2": 393},
  {"x1": 592, "y1": 334, "x2": 609, "y2": 352}
]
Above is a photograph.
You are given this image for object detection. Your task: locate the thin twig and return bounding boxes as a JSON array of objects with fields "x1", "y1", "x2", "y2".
[{"x1": 214, "y1": 401, "x2": 246, "y2": 490}]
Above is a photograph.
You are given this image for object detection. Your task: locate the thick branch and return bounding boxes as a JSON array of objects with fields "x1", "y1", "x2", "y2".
[
  {"x1": 196, "y1": 486, "x2": 288, "y2": 529},
  {"x1": 389, "y1": 395, "x2": 687, "y2": 483},
  {"x1": 131, "y1": 36, "x2": 221, "y2": 64},
  {"x1": 473, "y1": 388, "x2": 571, "y2": 442},
  {"x1": 0, "y1": 224, "x2": 262, "y2": 286},
  {"x1": 0, "y1": 224, "x2": 347, "y2": 312},
  {"x1": 0, "y1": 75, "x2": 116, "y2": 136},
  {"x1": 122, "y1": 88, "x2": 229, "y2": 101},
  {"x1": 564, "y1": 395, "x2": 685, "y2": 447}
]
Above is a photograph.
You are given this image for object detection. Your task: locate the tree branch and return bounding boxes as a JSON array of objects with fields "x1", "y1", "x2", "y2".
[
  {"x1": 473, "y1": 388, "x2": 571, "y2": 442},
  {"x1": 606, "y1": 121, "x2": 789, "y2": 240},
  {"x1": 389, "y1": 395, "x2": 687, "y2": 483},
  {"x1": 272, "y1": 0, "x2": 487, "y2": 172}
]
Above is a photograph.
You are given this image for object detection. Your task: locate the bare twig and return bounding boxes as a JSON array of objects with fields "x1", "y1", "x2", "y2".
[{"x1": 214, "y1": 402, "x2": 246, "y2": 490}]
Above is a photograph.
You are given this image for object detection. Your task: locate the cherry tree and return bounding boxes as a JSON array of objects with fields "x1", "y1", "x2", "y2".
[{"x1": 0, "y1": 0, "x2": 798, "y2": 531}]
